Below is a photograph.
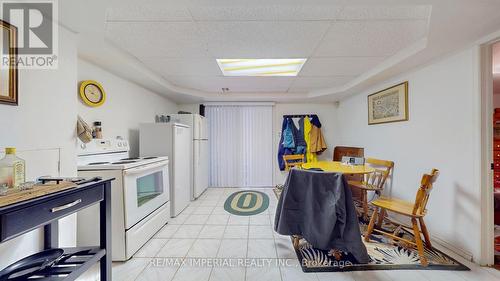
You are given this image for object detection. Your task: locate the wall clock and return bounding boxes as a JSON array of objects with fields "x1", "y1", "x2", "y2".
[{"x1": 79, "y1": 80, "x2": 106, "y2": 107}]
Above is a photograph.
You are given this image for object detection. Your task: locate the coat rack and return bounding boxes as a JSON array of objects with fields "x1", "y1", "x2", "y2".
[{"x1": 283, "y1": 114, "x2": 318, "y2": 118}]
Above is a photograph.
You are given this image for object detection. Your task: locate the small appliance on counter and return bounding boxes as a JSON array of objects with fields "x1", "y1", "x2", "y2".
[{"x1": 77, "y1": 138, "x2": 170, "y2": 261}]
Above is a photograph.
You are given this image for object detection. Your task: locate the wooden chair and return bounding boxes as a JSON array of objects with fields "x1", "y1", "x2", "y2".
[
  {"x1": 283, "y1": 154, "x2": 305, "y2": 171},
  {"x1": 333, "y1": 146, "x2": 365, "y2": 199},
  {"x1": 364, "y1": 169, "x2": 439, "y2": 266},
  {"x1": 333, "y1": 146, "x2": 364, "y2": 161},
  {"x1": 347, "y1": 158, "x2": 394, "y2": 219}
]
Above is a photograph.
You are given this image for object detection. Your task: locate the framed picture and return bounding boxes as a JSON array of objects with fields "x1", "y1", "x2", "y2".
[
  {"x1": 368, "y1": 81, "x2": 408, "y2": 125},
  {"x1": 0, "y1": 20, "x2": 18, "y2": 106}
]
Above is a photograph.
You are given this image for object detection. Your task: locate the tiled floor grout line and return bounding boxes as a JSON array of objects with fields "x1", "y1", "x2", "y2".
[{"x1": 207, "y1": 197, "x2": 229, "y2": 281}]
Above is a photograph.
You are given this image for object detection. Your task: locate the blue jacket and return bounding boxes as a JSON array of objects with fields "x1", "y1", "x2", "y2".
[
  {"x1": 278, "y1": 118, "x2": 288, "y2": 171},
  {"x1": 283, "y1": 118, "x2": 297, "y2": 148}
]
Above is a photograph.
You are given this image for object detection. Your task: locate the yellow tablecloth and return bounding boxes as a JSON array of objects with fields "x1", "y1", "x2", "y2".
[{"x1": 301, "y1": 161, "x2": 375, "y2": 174}]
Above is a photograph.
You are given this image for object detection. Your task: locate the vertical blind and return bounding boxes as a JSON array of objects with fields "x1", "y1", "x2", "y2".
[{"x1": 205, "y1": 105, "x2": 273, "y2": 187}]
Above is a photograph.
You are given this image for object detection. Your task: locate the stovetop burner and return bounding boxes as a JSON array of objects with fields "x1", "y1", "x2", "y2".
[
  {"x1": 142, "y1": 156, "x2": 158, "y2": 159},
  {"x1": 121, "y1": 157, "x2": 140, "y2": 160},
  {"x1": 88, "y1": 162, "x2": 110, "y2": 165},
  {"x1": 112, "y1": 160, "x2": 137, "y2": 164}
]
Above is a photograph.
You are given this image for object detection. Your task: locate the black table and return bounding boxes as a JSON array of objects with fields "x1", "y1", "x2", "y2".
[{"x1": 0, "y1": 178, "x2": 113, "y2": 281}]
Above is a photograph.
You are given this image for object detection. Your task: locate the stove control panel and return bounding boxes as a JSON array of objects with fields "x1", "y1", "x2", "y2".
[{"x1": 77, "y1": 138, "x2": 129, "y2": 156}]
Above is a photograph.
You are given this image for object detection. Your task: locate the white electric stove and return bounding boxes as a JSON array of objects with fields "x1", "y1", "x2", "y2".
[{"x1": 76, "y1": 138, "x2": 170, "y2": 261}]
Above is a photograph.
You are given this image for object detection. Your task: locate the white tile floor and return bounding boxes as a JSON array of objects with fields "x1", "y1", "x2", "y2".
[{"x1": 76, "y1": 187, "x2": 500, "y2": 281}]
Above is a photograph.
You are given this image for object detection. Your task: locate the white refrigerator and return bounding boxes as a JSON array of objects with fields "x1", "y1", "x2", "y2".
[
  {"x1": 169, "y1": 114, "x2": 209, "y2": 200},
  {"x1": 139, "y1": 122, "x2": 192, "y2": 217}
]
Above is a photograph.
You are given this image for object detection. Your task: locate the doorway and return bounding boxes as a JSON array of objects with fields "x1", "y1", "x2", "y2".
[
  {"x1": 480, "y1": 40, "x2": 500, "y2": 267},
  {"x1": 205, "y1": 104, "x2": 273, "y2": 188},
  {"x1": 493, "y1": 42, "x2": 500, "y2": 268}
]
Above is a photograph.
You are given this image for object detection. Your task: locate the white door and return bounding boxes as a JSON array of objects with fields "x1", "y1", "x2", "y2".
[
  {"x1": 194, "y1": 139, "x2": 209, "y2": 198},
  {"x1": 172, "y1": 125, "x2": 192, "y2": 216}
]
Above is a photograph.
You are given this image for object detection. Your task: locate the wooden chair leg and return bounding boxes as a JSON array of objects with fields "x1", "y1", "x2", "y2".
[
  {"x1": 418, "y1": 218, "x2": 432, "y2": 248},
  {"x1": 411, "y1": 218, "x2": 428, "y2": 266},
  {"x1": 362, "y1": 190, "x2": 369, "y2": 221},
  {"x1": 292, "y1": 235, "x2": 300, "y2": 249},
  {"x1": 364, "y1": 207, "x2": 378, "y2": 242},
  {"x1": 376, "y1": 209, "x2": 386, "y2": 228}
]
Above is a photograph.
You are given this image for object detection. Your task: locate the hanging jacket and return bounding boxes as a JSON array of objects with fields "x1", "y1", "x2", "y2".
[
  {"x1": 283, "y1": 118, "x2": 298, "y2": 149},
  {"x1": 309, "y1": 115, "x2": 327, "y2": 154},
  {"x1": 278, "y1": 118, "x2": 288, "y2": 171},
  {"x1": 310, "y1": 124, "x2": 327, "y2": 154},
  {"x1": 310, "y1": 115, "x2": 322, "y2": 128},
  {"x1": 295, "y1": 117, "x2": 307, "y2": 155},
  {"x1": 304, "y1": 117, "x2": 317, "y2": 163}
]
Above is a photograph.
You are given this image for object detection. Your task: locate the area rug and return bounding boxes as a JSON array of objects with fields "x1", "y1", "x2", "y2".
[
  {"x1": 274, "y1": 189, "x2": 469, "y2": 272},
  {"x1": 224, "y1": 190, "x2": 269, "y2": 216}
]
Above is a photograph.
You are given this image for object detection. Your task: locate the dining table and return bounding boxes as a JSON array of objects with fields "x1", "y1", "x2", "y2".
[{"x1": 301, "y1": 161, "x2": 375, "y2": 174}]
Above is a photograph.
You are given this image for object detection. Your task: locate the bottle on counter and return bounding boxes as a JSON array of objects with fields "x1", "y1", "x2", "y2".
[
  {"x1": 0, "y1": 147, "x2": 26, "y2": 188},
  {"x1": 93, "y1": 121, "x2": 103, "y2": 139}
]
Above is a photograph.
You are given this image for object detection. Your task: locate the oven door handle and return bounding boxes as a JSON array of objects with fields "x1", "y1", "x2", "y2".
[{"x1": 123, "y1": 161, "x2": 169, "y2": 175}]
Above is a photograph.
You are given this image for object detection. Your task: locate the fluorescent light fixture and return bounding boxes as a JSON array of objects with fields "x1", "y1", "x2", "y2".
[{"x1": 216, "y1": 59, "x2": 307, "y2": 76}]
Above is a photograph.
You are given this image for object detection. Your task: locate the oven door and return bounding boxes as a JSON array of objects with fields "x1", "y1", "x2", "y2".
[{"x1": 122, "y1": 160, "x2": 169, "y2": 229}]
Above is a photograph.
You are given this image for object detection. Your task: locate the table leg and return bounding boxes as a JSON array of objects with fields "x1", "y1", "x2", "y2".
[
  {"x1": 100, "y1": 181, "x2": 112, "y2": 281},
  {"x1": 43, "y1": 221, "x2": 58, "y2": 249}
]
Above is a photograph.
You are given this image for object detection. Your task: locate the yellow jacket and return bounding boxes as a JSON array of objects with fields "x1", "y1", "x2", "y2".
[
  {"x1": 304, "y1": 118, "x2": 317, "y2": 162},
  {"x1": 309, "y1": 124, "x2": 327, "y2": 154}
]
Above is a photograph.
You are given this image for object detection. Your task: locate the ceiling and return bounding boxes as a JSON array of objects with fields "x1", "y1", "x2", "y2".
[{"x1": 59, "y1": 0, "x2": 500, "y2": 103}]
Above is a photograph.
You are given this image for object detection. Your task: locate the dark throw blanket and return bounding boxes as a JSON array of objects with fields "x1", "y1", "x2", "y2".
[{"x1": 274, "y1": 169, "x2": 370, "y2": 264}]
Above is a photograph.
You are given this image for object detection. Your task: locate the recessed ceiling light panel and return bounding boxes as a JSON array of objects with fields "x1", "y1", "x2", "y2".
[{"x1": 216, "y1": 59, "x2": 307, "y2": 77}]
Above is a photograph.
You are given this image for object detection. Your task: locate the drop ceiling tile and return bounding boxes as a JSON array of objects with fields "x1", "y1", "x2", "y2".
[
  {"x1": 189, "y1": 5, "x2": 342, "y2": 21},
  {"x1": 140, "y1": 58, "x2": 222, "y2": 76},
  {"x1": 299, "y1": 57, "x2": 386, "y2": 76},
  {"x1": 314, "y1": 20, "x2": 428, "y2": 57},
  {"x1": 105, "y1": 22, "x2": 210, "y2": 57},
  {"x1": 198, "y1": 21, "x2": 330, "y2": 58},
  {"x1": 106, "y1": 4, "x2": 192, "y2": 22},
  {"x1": 166, "y1": 75, "x2": 294, "y2": 93},
  {"x1": 287, "y1": 76, "x2": 354, "y2": 92},
  {"x1": 339, "y1": 5, "x2": 432, "y2": 20}
]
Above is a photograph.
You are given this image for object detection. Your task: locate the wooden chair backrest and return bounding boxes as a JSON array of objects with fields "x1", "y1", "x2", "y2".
[
  {"x1": 283, "y1": 154, "x2": 305, "y2": 171},
  {"x1": 364, "y1": 158, "x2": 394, "y2": 189},
  {"x1": 412, "y1": 169, "x2": 439, "y2": 216},
  {"x1": 333, "y1": 146, "x2": 364, "y2": 161}
]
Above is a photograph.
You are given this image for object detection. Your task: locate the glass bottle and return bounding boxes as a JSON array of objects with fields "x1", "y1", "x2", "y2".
[
  {"x1": 0, "y1": 147, "x2": 26, "y2": 188},
  {"x1": 93, "y1": 121, "x2": 103, "y2": 139}
]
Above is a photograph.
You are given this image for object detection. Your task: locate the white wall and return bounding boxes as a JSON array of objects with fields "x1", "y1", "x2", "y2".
[
  {"x1": 334, "y1": 47, "x2": 482, "y2": 260},
  {"x1": 0, "y1": 27, "x2": 79, "y2": 269},
  {"x1": 178, "y1": 103, "x2": 200, "y2": 114},
  {"x1": 273, "y1": 103, "x2": 338, "y2": 185},
  {"x1": 78, "y1": 60, "x2": 178, "y2": 157}
]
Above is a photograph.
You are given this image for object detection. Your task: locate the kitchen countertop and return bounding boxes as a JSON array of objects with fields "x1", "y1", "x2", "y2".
[{"x1": 0, "y1": 181, "x2": 77, "y2": 208}]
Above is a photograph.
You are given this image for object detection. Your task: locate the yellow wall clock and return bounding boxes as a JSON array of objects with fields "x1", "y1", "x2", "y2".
[{"x1": 79, "y1": 80, "x2": 106, "y2": 107}]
